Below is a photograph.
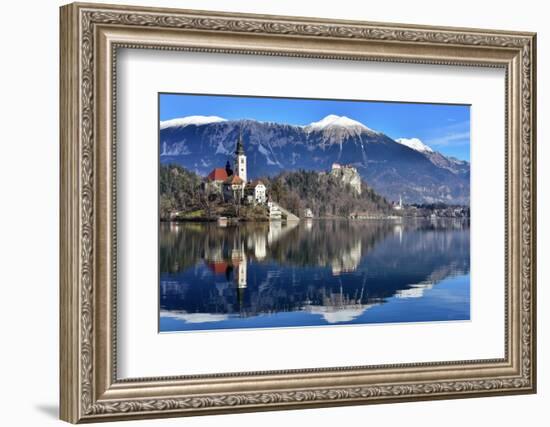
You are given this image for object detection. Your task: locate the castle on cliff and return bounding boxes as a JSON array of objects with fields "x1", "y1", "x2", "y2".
[{"x1": 329, "y1": 163, "x2": 361, "y2": 195}]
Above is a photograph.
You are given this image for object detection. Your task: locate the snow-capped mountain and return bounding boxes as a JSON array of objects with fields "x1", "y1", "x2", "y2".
[
  {"x1": 159, "y1": 115, "x2": 470, "y2": 204},
  {"x1": 302, "y1": 114, "x2": 378, "y2": 145},
  {"x1": 304, "y1": 114, "x2": 373, "y2": 131},
  {"x1": 396, "y1": 137, "x2": 434, "y2": 153},
  {"x1": 160, "y1": 115, "x2": 226, "y2": 130}
]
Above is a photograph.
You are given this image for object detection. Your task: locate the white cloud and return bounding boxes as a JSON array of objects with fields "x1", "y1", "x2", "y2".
[
  {"x1": 426, "y1": 131, "x2": 471, "y2": 147},
  {"x1": 424, "y1": 119, "x2": 470, "y2": 148}
]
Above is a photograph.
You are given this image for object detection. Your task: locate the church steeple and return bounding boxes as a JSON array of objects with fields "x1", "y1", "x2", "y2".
[
  {"x1": 235, "y1": 129, "x2": 245, "y2": 155},
  {"x1": 234, "y1": 128, "x2": 247, "y2": 183}
]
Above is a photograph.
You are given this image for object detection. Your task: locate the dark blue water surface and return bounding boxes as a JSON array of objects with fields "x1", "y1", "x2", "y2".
[{"x1": 159, "y1": 219, "x2": 470, "y2": 332}]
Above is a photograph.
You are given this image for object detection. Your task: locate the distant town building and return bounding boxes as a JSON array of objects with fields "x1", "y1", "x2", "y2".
[
  {"x1": 393, "y1": 195, "x2": 403, "y2": 210},
  {"x1": 330, "y1": 163, "x2": 361, "y2": 194},
  {"x1": 303, "y1": 208, "x2": 314, "y2": 218}
]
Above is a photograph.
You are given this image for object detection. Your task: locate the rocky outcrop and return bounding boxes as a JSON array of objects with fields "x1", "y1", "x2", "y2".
[{"x1": 330, "y1": 163, "x2": 361, "y2": 195}]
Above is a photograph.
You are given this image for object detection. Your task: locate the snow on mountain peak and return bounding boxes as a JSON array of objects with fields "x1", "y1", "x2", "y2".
[
  {"x1": 305, "y1": 115, "x2": 374, "y2": 131},
  {"x1": 160, "y1": 115, "x2": 227, "y2": 130},
  {"x1": 395, "y1": 137, "x2": 434, "y2": 153}
]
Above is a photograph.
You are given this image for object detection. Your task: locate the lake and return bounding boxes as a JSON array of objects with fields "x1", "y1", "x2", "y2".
[{"x1": 159, "y1": 219, "x2": 470, "y2": 332}]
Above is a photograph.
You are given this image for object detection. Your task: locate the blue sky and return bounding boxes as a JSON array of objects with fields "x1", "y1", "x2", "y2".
[{"x1": 159, "y1": 93, "x2": 471, "y2": 161}]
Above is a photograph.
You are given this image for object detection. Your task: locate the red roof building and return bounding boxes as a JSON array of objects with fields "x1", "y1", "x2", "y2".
[
  {"x1": 224, "y1": 175, "x2": 244, "y2": 185},
  {"x1": 207, "y1": 168, "x2": 229, "y2": 182}
]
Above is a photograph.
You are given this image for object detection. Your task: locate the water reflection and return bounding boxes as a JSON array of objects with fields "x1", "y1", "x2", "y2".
[{"x1": 160, "y1": 219, "x2": 470, "y2": 331}]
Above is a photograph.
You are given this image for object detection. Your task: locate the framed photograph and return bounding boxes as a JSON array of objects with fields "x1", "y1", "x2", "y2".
[{"x1": 60, "y1": 2, "x2": 537, "y2": 423}]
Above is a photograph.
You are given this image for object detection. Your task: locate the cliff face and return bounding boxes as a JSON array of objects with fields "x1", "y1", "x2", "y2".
[{"x1": 330, "y1": 165, "x2": 361, "y2": 195}]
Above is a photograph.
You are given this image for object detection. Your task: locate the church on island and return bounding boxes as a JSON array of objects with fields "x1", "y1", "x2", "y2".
[{"x1": 204, "y1": 133, "x2": 281, "y2": 219}]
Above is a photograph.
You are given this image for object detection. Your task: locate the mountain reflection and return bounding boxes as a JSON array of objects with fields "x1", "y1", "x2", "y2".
[{"x1": 160, "y1": 219, "x2": 470, "y2": 330}]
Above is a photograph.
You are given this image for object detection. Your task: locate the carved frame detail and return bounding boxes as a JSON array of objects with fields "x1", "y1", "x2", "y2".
[{"x1": 60, "y1": 2, "x2": 536, "y2": 423}]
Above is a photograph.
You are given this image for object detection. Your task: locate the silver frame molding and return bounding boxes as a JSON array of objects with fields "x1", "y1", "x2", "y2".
[{"x1": 60, "y1": 2, "x2": 537, "y2": 423}]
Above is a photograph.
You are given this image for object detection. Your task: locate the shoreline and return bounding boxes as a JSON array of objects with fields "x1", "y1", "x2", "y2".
[{"x1": 161, "y1": 215, "x2": 470, "y2": 223}]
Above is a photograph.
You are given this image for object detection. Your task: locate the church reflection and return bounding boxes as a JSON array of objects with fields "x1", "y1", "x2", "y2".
[{"x1": 160, "y1": 219, "x2": 470, "y2": 329}]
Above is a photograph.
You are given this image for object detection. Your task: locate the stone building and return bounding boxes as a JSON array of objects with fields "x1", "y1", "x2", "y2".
[{"x1": 330, "y1": 163, "x2": 361, "y2": 194}]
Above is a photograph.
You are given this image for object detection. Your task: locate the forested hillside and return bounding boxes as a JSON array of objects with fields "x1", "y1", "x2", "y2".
[
  {"x1": 265, "y1": 170, "x2": 392, "y2": 218},
  {"x1": 159, "y1": 165, "x2": 203, "y2": 220}
]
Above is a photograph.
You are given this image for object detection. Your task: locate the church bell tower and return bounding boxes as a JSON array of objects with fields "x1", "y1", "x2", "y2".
[{"x1": 235, "y1": 130, "x2": 247, "y2": 183}]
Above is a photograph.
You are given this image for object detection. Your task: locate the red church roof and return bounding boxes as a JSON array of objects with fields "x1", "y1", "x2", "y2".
[
  {"x1": 224, "y1": 175, "x2": 244, "y2": 185},
  {"x1": 207, "y1": 168, "x2": 228, "y2": 181}
]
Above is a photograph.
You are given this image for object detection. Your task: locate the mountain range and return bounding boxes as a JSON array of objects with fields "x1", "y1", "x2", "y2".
[{"x1": 159, "y1": 114, "x2": 470, "y2": 205}]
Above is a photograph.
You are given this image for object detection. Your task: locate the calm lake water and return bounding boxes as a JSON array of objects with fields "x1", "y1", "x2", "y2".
[{"x1": 159, "y1": 219, "x2": 470, "y2": 332}]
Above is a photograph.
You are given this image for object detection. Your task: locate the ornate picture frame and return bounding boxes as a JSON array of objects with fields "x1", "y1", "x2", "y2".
[{"x1": 60, "y1": 2, "x2": 536, "y2": 423}]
